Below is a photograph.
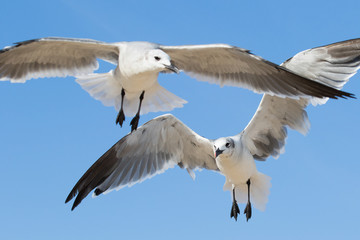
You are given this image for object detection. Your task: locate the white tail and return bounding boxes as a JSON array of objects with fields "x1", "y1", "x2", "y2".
[
  {"x1": 226, "y1": 171, "x2": 271, "y2": 212},
  {"x1": 127, "y1": 83, "x2": 187, "y2": 116},
  {"x1": 76, "y1": 71, "x2": 187, "y2": 116},
  {"x1": 76, "y1": 70, "x2": 122, "y2": 108}
]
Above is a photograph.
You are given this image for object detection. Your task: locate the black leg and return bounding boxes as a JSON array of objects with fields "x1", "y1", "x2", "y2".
[
  {"x1": 115, "y1": 88, "x2": 126, "y2": 126},
  {"x1": 244, "y1": 179, "x2": 252, "y2": 221},
  {"x1": 230, "y1": 187, "x2": 240, "y2": 221},
  {"x1": 130, "y1": 91, "x2": 145, "y2": 132}
]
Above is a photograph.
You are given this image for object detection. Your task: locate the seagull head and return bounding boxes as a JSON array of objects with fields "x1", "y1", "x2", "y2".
[
  {"x1": 147, "y1": 49, "x2": 179, "y2": 74},
  {"x1": 213, "y1": 137, "x2": 235, "y2": 158}
]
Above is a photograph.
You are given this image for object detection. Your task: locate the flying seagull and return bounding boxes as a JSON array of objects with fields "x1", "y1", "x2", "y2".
[
  {"x1": 0, "y1": 38, "x2": 355, "y2": 131},
  {"x1": 65, "y1": 38, "x2": 360, "y2": 221}
]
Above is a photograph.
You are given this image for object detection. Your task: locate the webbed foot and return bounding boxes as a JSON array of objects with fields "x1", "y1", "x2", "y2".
[
  {"x1": 230, "y1": 200, "x2": 240, "y2": 221},
  {"x1": 130, "y1": 114, "x2": 140, "y2": 132}
]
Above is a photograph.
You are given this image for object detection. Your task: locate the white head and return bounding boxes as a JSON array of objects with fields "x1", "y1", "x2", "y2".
[
  {"x1": 145, "y1": 49, "x2": 179, "y2": 73},
  {"x1": 213, "y1": 137, "x2": 236, "y2": 158},
  {"x1": 118, "y1": 42, "x2": 179, "y2": 76}
]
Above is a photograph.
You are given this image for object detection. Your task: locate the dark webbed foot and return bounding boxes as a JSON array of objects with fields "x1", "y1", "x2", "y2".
[
  {"x1": 130, "y1": 90, "x2": 145, "y2": 132},
  {"x1": 244, "y1": 201, "x2": 252, "y2": 221},
  {"x1": 115, "y1": 108, "x2": 125, "y2": 126},
  {"x1": 116, "y1": 88, "x2": 126, "y2": 127},
  {"x1": 230, "y1": 188, "x2": 240, "y2": 221},
  {"x1": 230, "y1": 200, "x2": 240, "y2": 221},
  {"x1": 130, "y1": 114, "x2": 140, "y2": 132},
  {"x1": 244, "y1": 179, "x2": 252, "y2": 221}
]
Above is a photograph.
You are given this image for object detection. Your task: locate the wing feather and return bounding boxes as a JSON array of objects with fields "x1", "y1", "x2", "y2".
[
  {"x1": 282, "y1": 38, "x2": 360, "y2": 90},
  {"x1": 0, "y1": 37, "x2": 119, "y2": 82},
  {"x1": 242, "y1": 95, "x2": 310, "y2": 161},
  {"x1": 161, "y1": 44, "x2": 353, "y2": 99},
  {"x1": 242, "y1": 38, "x2": 360, "y2": 161},
  {"x1": 65, "y1": 114, "x2": 217, "y2": 210}
]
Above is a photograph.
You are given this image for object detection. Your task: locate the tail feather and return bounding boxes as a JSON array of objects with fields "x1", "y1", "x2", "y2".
[
  {"x1": 249, "y1": 172, "x2": 272, "y2": 211},
  {"x1": 121, "y1": 83, "x2": 187, "y2": 116},
  {"x1": 76, "y1": 70, "x2": 122, "y2": 107},
  {"x1": 76, "y1": 72, "x2": 187, "y2": 116},
  {"x1": 225, "y1": 171, "x2": 271, "y2": 212}
]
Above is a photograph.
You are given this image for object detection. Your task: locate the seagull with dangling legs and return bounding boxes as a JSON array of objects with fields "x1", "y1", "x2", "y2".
[
  {"x1": 65, "y1": 38, "x2": 359, "y2": 220},
  {"x1": 0, "y1": 38, "x2": 356, "y2": 131}
]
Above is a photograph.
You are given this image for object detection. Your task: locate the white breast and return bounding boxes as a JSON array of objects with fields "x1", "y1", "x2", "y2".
[
  {"x1": 216, "y1": 143, "x2": 257, "y2": 185},
  {"x1": 118, "y1": 69, "x2": 159, "y2": 93}
]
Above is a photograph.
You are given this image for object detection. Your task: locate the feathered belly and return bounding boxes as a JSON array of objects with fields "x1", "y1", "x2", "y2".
[
  {"x1": 216, "y1": 153, "x2": 257, "y2": 185},
  {"x1": 120, "y1": 72, "x2": 159, "y2": 93}
]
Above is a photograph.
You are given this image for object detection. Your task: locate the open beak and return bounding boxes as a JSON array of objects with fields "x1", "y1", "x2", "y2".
[
  {"x1": 165, "y1": 64, "x2": 179, "y2": 74},
  {"x1": 215, "y1": 148, "x2": 224, "y2": 158}
]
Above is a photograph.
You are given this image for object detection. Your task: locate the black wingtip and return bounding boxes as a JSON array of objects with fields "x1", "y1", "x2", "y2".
[
  {"x1": 65, "y1": 189, "x2": 80, "y2": 211},
  {"x1": 94, "y1": 188, "x2": 104, "y2": 196},
  {"x1": 71, "y1": 204, "x2": 77, "y2": 211},
  {"x1": 345, "y1": 92, "x2": 356, "y2": 99},
  {"x1": 65, "y1": 195, "x2": 72, "y2": 204},
  {"x1": 71, "y1": 194, "x2": 84, "y2": 211},
  {"x1": 335, "y1": 89, "x2": 356, "y2": 99},
  {"x1": 0, "y1": 39, "x2": 38, "y2": 54}
]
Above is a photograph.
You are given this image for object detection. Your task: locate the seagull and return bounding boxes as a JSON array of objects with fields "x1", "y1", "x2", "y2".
[
  {"x1": 0, "y1": 38, "x2": 355, "y2": 131},
  {"x1": 65, "y1": 38, "x2": 360, "y2": 220}
]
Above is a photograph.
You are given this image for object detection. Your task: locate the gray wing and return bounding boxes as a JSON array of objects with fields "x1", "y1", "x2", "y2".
[
  {"x1": 241, "y1": 94, "x2": 310, "y2": 161},
  {"x1": 161, "y1": 44, "x2": 353, "y2": 99},
  {"x1": 242, "y1": 38, "x2": 360, "y2": 161},
  {"x1": 0, "y1": 37, "x2": 119, "y2": 82},
  {"x1": 282, "y1": 38, "x2": 360, "y2": 90},
  {"x1": 65, "y1": 114, "x2": 217, "y2": 210}
]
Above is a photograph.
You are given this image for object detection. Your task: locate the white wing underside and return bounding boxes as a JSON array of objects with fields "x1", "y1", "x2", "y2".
[
  {"x1": 98, "y1": 114, "x2": 217, "y2": 194},
  {"x1": 242, "y1": 38, "x2": 360, "y2": 161},
  {"x1": 242, "y1": 94, "x2": 310, "y2": 161},
  {"x1": 282, "y1": 38, "x2": 360, "y2": 105},
  {"x1": 66, "y1": 114, "x2": 218, "y2": 209}
]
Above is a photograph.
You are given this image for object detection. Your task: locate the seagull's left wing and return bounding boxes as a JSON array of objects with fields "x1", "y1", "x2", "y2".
[
  {"x1": 282, "y1": 38, "x2": 360, "y2": 90},
  {"x1": 241, "y1": 94, "x2": 310, "y2": 161},
  {"x1": 65, "y1": 114, "x2": 217, "y2": 210},
  {"x1": 161, "y1": 44, "x2": 353, "y2": 99}
]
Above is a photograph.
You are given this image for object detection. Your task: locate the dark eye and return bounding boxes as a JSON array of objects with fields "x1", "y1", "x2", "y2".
[
  {"x1": 225, "y1": 142, "x2": 231, "y2": 148},
  {"x1": 154, "y1": 56, "x2": 161, "y2": 61}
]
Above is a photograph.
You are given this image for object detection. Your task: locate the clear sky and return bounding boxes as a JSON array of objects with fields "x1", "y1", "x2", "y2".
[{"x1": 0, "y1": 0, "x2": 359, "y2": 239}]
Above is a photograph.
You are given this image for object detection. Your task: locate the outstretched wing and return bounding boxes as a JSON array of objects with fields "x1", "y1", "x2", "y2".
[
  {"x1": 242, "y1": 94, "x2": 310, "y2": 161},
  {"x1": 242, "y1": 38, "x2": 360, "y2": 161},
  {"x1": 161, "y1": 44, "x2": 354, "y2": 99},
  {"x1": 282, "y1": 38, "x2": 360, "y2": 90},
  {"x1": 0, "y1": 37, "x2": 119, "y2": 82},
  {"x1": 65, "y1": 114, "x2": 217, "y2": 210}
]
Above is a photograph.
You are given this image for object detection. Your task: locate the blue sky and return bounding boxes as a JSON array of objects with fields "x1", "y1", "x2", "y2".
[{"x1": 1, "y1": 0, "x2": 359, "y2": 239}]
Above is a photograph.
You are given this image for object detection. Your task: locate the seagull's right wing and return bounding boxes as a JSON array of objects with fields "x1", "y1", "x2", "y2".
[
  {"x1": 240, "y1": 39, "x2": 360, "y2": 161},
  {"x1": 281, "y1": 38, "x2": 360, "y2": 105},
  {"x1": 161, "y1": 44, "x2": 354, "y2": 100},
  {"x1": 0, "y1": 37, "x2": 119, "y2": 82},
  {"x1": 65, "y1": 114, "x2": 217, "y2": 210}
]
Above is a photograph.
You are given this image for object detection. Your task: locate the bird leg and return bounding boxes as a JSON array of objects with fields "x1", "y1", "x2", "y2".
[
  {"x1": 244, "y1": 179, "x2": 252, "y2": 221},
  {"x1": 130, "y1": 91, "x2": 145, "y2": 132},
  {"x1": 115, "y1": 88, "x2": 126, "y2": 126},
  {"x1": 230, "y1": 187, "x2": 240, "y2": 221}
]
